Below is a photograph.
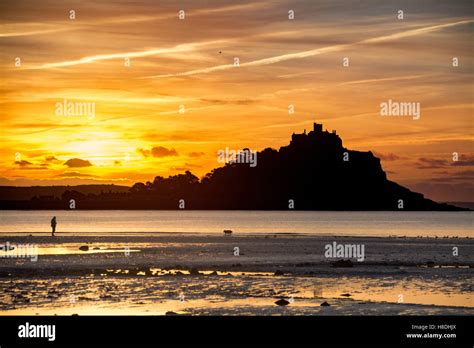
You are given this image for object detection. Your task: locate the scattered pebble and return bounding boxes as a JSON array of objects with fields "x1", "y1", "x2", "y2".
[{"x1": 275, "y1": 299, "x2": 290, "y2": 306}]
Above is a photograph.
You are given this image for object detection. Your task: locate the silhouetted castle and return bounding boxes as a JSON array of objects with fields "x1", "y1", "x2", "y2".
[
  {"x1": 291, "y1": 122, "x2": 342, "y2": 149},
  {"x1": 0, "y1": 121, "x2": 465, "y2": 211}
]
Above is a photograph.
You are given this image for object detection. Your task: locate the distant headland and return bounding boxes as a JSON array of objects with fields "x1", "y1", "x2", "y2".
[{"x1": 0, "y1": 123, "x2": 467, "y2": 211}]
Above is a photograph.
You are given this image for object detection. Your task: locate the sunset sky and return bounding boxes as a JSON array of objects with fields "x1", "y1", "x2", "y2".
[{"x1": 0, "y1": 0, "x2": 473, "y2": 202}]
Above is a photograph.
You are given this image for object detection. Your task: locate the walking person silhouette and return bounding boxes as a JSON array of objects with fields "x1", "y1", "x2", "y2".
[{"x1": 51, "y1": 216, "x2": 57, "y2": 237}]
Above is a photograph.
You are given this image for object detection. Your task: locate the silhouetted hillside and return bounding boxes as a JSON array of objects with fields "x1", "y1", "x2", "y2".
[
  {"x1": 0, "y1": 185, "x2": 129, "y2": 201},
  {"x1": 445, "y1": 202, "x2": 474, "y2": 210},
  {"x1": 0, "y1": 123, "x2": 466, "y2": 210}
]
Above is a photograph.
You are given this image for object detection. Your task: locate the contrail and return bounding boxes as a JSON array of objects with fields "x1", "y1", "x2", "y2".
[
  {"x1": 339, "y1": 74, "x2": 429, "y2": 86},
  {"x1": 14, "y1": 2, "x2": 270, "y2": 69},
  {"x1": 24, "y1": 40, "x2": 228, "y2": 70},
  {"x1": 0, "y1": 27, "x2": 71, "y2": 37},
  {"x1": 1, "y1": 2, "x2": 270, "y2": 38},
  {"x1": 144, "y1": 19, "x2": 473, "y2": 79}
]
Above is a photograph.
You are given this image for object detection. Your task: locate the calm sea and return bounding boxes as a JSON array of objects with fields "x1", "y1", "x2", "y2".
[{"x1": 0, "y1": 210, "x2": 472, "y2": 237}]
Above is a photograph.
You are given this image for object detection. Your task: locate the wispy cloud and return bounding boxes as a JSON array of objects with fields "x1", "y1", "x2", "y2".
[
  {"x1": 0, "y1": 2, "x2": 271, "y2": 38},
  {"x1": 0, "y1": 26, "x2": 71, "y2": 37},
  {"x1": 143, "y1": 19, "x2": 473, "y2": 79},
  {"x1": 24, "y1": 41, "x2": 227, "y2": 70},
  {"x1": 64, "y1": 158, "x2": 93, "y2": 168},
  {"x1": 339, "y1": 74, "x2": 430, "y2": 86}
]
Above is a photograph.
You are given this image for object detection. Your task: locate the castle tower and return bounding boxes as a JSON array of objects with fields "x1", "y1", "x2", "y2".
[{"x1": 313, "y1": 123, "x2": 323, "y2": 133}]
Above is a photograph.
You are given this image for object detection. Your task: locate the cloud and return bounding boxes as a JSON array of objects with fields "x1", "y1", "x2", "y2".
[
  {"x1": 137, "y1": 146, "x2": 178, "y2": 158},
  {"x1": 56, "y1": 172, "x2": 97, "y2": 178},
  {"x1": 137, "y1": 148, "x2": 151, "y2": 157},
  {"x1": 0, "y1": 23, "x2": 72, "y2": 37},
  {"x1": 25, "y1": 41, "x2": 226, "y2": 70},
  {"x1": 14, "y1": 160, "x2": 32, "y2": 167},
  {"x1": 170, "y1": 166, "x2": 189, "y2": 172},
  {"x1": 44, "y1": 156, "x2": 59, "y2": 162},
  {"x1": 64, "y1": 158, "x2": 93, "y2": 168},
  {"x1": 452, "y1": 154, "x2": 474, "y2": 167},
  {"x1": 0, "y1": 2, "x2": 270, "y2": 38},
  {"x1": 431, "y1": 169, "x2": 474, "y2": 182},
  {"x1": 199, "y1": 98, "x2": 258, "y2": 105},
  {"x1": 13, "y1": 160, "x2": 48, "y2": 170},
  {"x1": 0, "y1": 29, "x2": 69, "y2": 37},
  {"x1": 151, "y1": 147, "x2": 178, "y2": 157},
  {"x1": 170, "y1": 162, "x2": 201, "y2": 171},
  {"x1": 373, "y1": 152, "x2": 402, "y2": 161},
  {"x1": 340, "y1": 75, "x2": 429, "y2": 86},
  {"x1": 416, "y1": 157, "x2": 449, "y2": 169},
  {"x1": 188, "y1": 152, "x2": 205, "y2": 158},
  {"x1": 143, "y1": 19, "x2": 473, "y2": 79}
]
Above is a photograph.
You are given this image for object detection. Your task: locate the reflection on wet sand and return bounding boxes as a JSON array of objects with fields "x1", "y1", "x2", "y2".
[
  {"x1": 1, "y1": 270, "x2": 472, "y2": 315},
  {"x1": 1, "y1": 234, "x2": 472, "y2": 315}
]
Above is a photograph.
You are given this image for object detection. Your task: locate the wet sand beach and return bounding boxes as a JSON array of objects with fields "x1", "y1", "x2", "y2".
[{"x1": 0, "y1": 234, "x2": 472, "y2": 315}]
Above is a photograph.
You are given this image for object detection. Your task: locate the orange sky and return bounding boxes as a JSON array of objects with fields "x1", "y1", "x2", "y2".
[{"x1": 0, "y1": 0, "x2": 473, "y2": 202}]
